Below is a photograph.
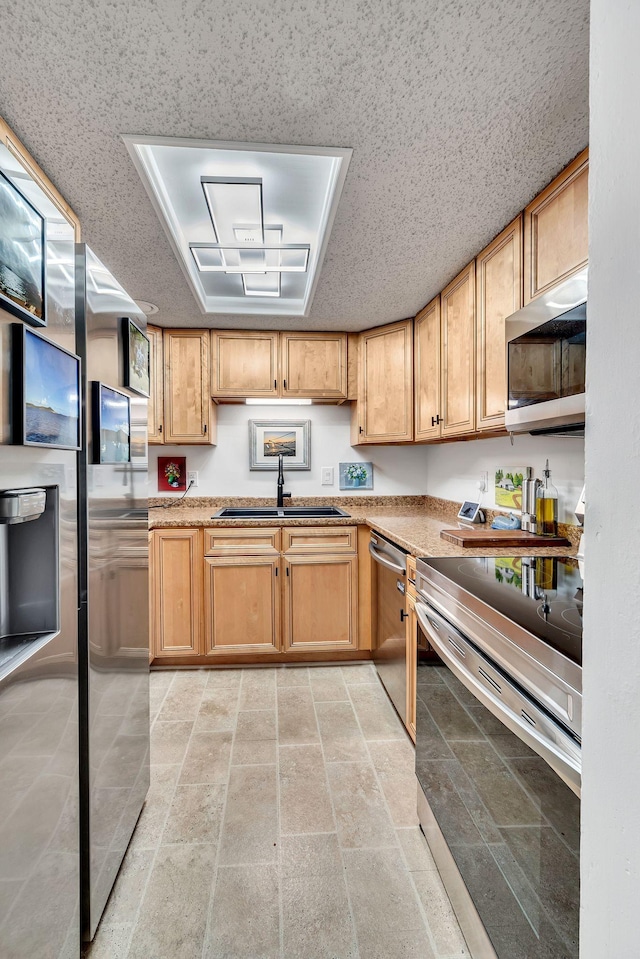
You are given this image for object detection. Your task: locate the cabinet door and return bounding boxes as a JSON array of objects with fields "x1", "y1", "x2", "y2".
[
  {"x1": 441, "y1": 262, "x2": 476, "y2": 437},
  {"x1": 283, "y1": 554, "x2": 358, "y2": 651},
  {"x1": 524, "y1": 148, "x2": 588, "y2": 305},
  {"x1": 164, "y1": 330, "x2": 215, "y2": 444},
  {"x1": 280, "y1": 333, "x2": 347, "y2": 398},
  {"x1": 406, "y1": 593, "x2": 417, "y2": 743},
  {"x1": 211, "y1": 330, "x2": 279, "y2": 397},
  {"x1": 147, "y1": 325, "x2": 164, "y2": 444},
  {"x1": 151, "y1": 529, "x2": 203, "y2": 658},
  {"x1": 476, "y1": 216, "x2": 522, "y2": 431},
  {"x1": 357, "y1": 320, "x2": 413, "y2": 443},
  {"x1": 414, "y1": 296, "x2": 442, "y2": 441},
  {"x1": 204, "y1": 555, "x2": 281, "y2": 655}
]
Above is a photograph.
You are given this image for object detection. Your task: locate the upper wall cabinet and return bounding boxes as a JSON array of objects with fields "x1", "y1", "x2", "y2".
[
  {"x1": 211, "y1": 331, "x2": 279, "y2": 398},
  {"x1": 476, "y1": 216, "x2": 523, "y2": 432},
  {"x1": 441, "y1": 263, "x2": 476, "y2": 437},
  {"x1": 353, "y1": 320, "x2": 413, "y2": 444},
  {"x1": 163, "y1": 329, "x2": 216, "y2": 444},
  {"x1": 280, "y1": 333, "x2": 347, "y2": 399},
  {"x1": 147, "y1": 325, "x2": 165, "y2": 445},
  {"x1": 414, "y1": 297, "x2": 441, "y2": 442},
  {"x1": 523, "y1": 148, "x2": 588, "y2": 305}
]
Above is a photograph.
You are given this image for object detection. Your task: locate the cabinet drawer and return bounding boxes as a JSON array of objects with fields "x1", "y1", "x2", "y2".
[
  {"x1": 204, "y1": 527, "x2": 281, "y2": 555},
  {"x1": 283, "y1": 526, "x2": 357, "y2": 554}
]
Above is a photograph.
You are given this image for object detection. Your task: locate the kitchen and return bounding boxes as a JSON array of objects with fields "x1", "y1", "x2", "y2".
[{"x1": 0, "y1": 4, "x2": 637, "y2": 956}]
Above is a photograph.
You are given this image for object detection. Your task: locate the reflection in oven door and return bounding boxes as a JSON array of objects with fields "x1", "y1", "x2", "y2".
[{"x1": 415, "y1": 647, "x2": 579, "y2": 959}]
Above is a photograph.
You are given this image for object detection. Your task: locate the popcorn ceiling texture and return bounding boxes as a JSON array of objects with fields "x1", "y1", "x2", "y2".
[{"x1": 0, "y1": 0, "x2": 588, "y2": 330}]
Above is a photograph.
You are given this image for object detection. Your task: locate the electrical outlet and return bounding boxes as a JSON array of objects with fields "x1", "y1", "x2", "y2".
[
  {"x1": 478, "y1": 471, "x2": 489, "y2": 493},
  {"x1": 187, "y1": 471, "x2": 199, "y2": 488},
  {"x1": 321, "y1": 467, "x2": 334, "y2": 486}
]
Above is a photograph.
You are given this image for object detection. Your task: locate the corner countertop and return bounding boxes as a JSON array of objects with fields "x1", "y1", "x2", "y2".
[{"x1": 148, "y1": 496, "x2": 580, "y2": 559}]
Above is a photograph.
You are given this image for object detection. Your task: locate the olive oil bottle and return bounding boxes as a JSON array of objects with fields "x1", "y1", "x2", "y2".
[{"x1": 535, "y1": 460, "x2": 559, "y2": 537}]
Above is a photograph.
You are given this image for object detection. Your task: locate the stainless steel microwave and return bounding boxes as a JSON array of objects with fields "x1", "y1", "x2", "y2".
[{"x1": 505, "y1": 267, "x2": 587, "y2": 434}]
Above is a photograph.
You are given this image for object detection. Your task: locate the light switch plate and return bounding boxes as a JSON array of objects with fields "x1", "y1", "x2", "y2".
[
  {"x1": 187, "y1": 471, "x2": 198, "y2": 488},
  {"x1": 321, "y1": 467, "x2": 334, "y2": 486}
]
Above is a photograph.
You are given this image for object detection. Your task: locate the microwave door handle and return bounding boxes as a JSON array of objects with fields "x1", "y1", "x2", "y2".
[
  {"x1": 414, "y1": 602, "x2": 581, "y2": 797},
  {"x1": 368, "y1": 541, "x2": 406, "y2": 574}
]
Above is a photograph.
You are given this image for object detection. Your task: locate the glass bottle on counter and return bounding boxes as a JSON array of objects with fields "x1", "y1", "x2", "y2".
[{"x1": 536, "y1": 459, "x2": 559, "y2": 537}]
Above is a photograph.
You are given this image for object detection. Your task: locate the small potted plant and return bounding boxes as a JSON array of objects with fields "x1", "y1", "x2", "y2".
[{"x1": 346, "y1": 463, "x2": 368, "y2": 488}]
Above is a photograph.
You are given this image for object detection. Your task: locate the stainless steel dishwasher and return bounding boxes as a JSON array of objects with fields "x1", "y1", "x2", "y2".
[{"x1": 369, "y1": 532, "x2": 408, "y2": 722}]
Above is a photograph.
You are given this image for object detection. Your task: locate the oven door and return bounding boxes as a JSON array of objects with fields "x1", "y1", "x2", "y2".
[{"x1": 415, "y1": 600, "x2": 580, "y2": 959}]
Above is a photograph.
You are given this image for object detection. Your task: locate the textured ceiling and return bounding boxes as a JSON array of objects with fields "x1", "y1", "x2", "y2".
[{"x1": 0, "y1": 0, "x2": 589, "y2": 331}]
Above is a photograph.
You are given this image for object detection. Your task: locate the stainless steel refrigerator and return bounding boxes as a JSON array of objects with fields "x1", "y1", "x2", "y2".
[{"x1": 75, "y1": 245, "x2": 149, "y2": 942}]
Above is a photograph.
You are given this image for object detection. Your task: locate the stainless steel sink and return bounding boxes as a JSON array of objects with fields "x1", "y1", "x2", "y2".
[{"x1": 213, "y1": 506, "x2": 350, "y2": 519}]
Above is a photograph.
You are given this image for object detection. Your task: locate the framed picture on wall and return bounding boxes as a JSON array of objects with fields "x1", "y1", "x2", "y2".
[
  {"x1": 249, "y1": 419, "x2": 311, "y2": 470},
  {"x1": 92, "y1": 382, "x2": 130, "y2": 464},
  {"x1": 12, "y1": 324, "x2": 81, "y2": 449},
  {"x1": 122, "y1": 317, "x2": 150, "y2": 397},
  {"x1": 157, "y1": 456, "x2": 187, "y2": 491},
  {"x1": 0, "y1": 170, "x2": 46, "y2": 326},
  {"x1": 339, "y1": 462, "x2": 373, "y2": 489}
]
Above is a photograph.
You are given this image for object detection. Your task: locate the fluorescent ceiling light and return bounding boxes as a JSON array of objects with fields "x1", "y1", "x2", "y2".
[{"x1": 245, "y1": 398, "x2": 313, "y2": 405}]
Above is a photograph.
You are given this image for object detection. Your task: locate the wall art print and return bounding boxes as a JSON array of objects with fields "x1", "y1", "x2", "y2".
[
  {"x1": 249, "y1": 419, "x2": 311, "y2": 470},
  {"x1": 92, "y1": 382, "x2": 130, "y2": 464},
  {"x1": 123, "y1": 317, "x2": 150, "y2": 397},
  {"x1": 339, "y1": 462, "x2": 373, "y2": 490},
  {"x1": 158, "y1": 456, "x2": 187, "y2": 492},
  {"x1": 0, "y1": 169, "x2": 46, "y2": 326},
  {"x1": 495, "y1": 468, "x2": 525, "y2": 510}
]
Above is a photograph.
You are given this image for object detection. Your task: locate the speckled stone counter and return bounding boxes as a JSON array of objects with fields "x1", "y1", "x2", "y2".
[{"x1": 149, "y1": 496, "x2": 579, "y2": 558}]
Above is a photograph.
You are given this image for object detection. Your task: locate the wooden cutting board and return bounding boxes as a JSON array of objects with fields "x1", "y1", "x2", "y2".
[{"x1": 440, "y1": 528, "x2": 571, "y2": 548}]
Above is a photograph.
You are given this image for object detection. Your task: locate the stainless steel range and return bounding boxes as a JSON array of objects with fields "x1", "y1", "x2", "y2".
[{"x1": 414, "y1": 555, "x2": 581, "y2": 959}]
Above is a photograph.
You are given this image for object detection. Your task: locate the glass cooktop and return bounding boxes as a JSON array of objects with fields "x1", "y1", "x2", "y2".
[{"x1": 422, "y1": 555, "x2": 583, "y2": 666}]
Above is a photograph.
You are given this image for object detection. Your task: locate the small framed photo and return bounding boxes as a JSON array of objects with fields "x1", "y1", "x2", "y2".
[
  {"x1": 0, "y1": 170, "x2": 46, "y2": 327},
  {"x1": 12, "y1": 324, "x2": 81, "y2": 449},
  {"x1": 92, "y1": 382, "x2": 130, "y2": 464},
  {"x1": 122, "y1": 317, "x2": 150, "y2": 397},
  {"x1": 158, "y1": 456, "x2": 187, "y2": 492},
  {"x1": 339, "y1": 462, "x2": 373, "y2": 490},
  {"x1": 249, "y1": 420, "x2": 311, "y2": 470}
]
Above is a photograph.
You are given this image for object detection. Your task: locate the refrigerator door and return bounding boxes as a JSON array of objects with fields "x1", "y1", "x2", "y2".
[
  {"x1": 76, "y1": 245, "x2": 149, "y2": 940},
  {"x1": 0, "y1": 143, "x2": 80, "y2": 958}
]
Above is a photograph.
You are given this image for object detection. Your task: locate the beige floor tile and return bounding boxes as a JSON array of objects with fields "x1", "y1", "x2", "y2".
[
  {"x1": 195, "y1": 687, "x2": 239, "y2": 732},
  {"x1": 412, "y1": 868, "x2": 468, "y2": 956},
  {"x1": 204, "y1": 864, "x2": 280, "y2": 959},
  {"x1": 277, "y1": 686, "x2": 319, "y2": 744},
  {"x1": 156, "y1": 672, "x2": 207, "y2": 722},
  {"x1": 282, "y1": 872, "x2": 358, "y2": 959},
  {"x1": 239, "y1": 670, "x2": 277, "y2": 709},
  {"x1": 348, "y1": 683, "x2": 406, "y2": 740},
  {"x1": 218, "y1": 765, "x2": 278, "y2": 865},
  {"x1": 341, "y1": 663, "x2": 378, "y2": 684},
  {"x1": 231, "y1": 739, "x2": 277, "y2": 765},
  {"x1": 127, "y1": 843, "x2": 217, "y2": 959},
  {"x1": 235, "y1": 708, "x2": 277, "y2": 742},
  {"x1": 326, "y1": 761, "x2": 397, "y2": 848},
  {"x1": 315, "y1": 700, "x2": 369, "y2": 762},
  {"x1": 101, "y1": 848, "x2": 154, "y2": 925},
  {"x1": 179, "y1": 730, "x2": 232, "y2": 784},
  {"x1": 276, "y1": 665, "x2": 310, "y2": 686},
  {"x1": 150, "y1": 721, "x2": 193, "y2": 765},
  {"x1": 368, "y1": 739, "x2": 419, "y2": 826},
  {"x1": 309, "y1": 666, "x2": 350, "y2": 702},
  {"x1": 206, "y1": 669, "x2": 243, "y2": 689},
  {"x1": 128, "y1": 764, "x2": 180, "y2": 851},
  {"x1": 162, "y1": 783, "x2": 226, "y2": 845},
  {"x1": 84, "y1": 922, "x2": 133, "y2": 958},
  {"x1": 396, "y1": 827, "x2": 438, "y2": 872},
  {"x1": 279, "y1": 744, "x2": 335, "y2": 835},
  {"x1": 279, "y1": 832, "x2": 343, "y2": 878}
]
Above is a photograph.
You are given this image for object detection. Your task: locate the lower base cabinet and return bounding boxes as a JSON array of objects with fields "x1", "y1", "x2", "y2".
[
  {"x1": 284, "y1": 554, "x2": 358, "y2": 651},
  {"x1": 151, "y1": 528, "x2": 203, "y2": 658},
  {"x1": 204, "y1": 555, "x2": 281, "y2": 655},
  {"x1": 405, "y1": 592, "x2": 417, "y2": 743}
]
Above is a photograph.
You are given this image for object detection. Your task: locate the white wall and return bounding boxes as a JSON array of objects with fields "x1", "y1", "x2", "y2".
[
  {"x1": 149, "y1": 403, "x2": 429, "y2": 496},
  {"x1": 424, "y1": 433, "x2": 585, "y2": 524},
  {"x1": 581, "y1": 2, "x2": 640, "y2": 954}
]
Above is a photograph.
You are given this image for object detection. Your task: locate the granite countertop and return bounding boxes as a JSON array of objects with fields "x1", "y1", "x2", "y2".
[{"x1": 149, "y1": 496, "x2": 579, "y2": 559}]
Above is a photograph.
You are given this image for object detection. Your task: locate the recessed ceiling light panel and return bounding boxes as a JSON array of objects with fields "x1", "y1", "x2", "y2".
[{"x1": 122, "y1": 136, "x2": 352, "y2": 316}]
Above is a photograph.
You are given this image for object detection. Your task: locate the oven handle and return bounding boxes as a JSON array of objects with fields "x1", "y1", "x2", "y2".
[
  {"x1": 369, "y1": 541, "x2": 406, "y2": 574},
  {"x1": 415, "y1": 601, "x2": 581, "y2": 797}
]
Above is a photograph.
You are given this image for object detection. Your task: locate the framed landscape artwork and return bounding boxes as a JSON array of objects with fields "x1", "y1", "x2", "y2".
[
  {"x1": 123, "y1": 317, "x2": 150, "y2": 396},
  {"x1": 12, "y1": 324, "x2": 81, "y2": 449},
  {"x1": 0, "y1": 170, "x2": 46, "y2": 326},
  {"x1": 92, "y1": 382, "x2": 130, "y2": 464},
  {"x1": 249, "y1": 419, "x2": 311, "y2": 470}
]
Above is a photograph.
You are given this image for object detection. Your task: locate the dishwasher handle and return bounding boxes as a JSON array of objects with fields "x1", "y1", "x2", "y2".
[{"x1": 369, "y1": 540, "x2": 406, "y2": 574}]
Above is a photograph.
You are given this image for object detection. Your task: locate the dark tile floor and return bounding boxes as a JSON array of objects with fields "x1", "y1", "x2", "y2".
[{"x1": 86, "y1": 665, "x2": 468, "y2": 959}]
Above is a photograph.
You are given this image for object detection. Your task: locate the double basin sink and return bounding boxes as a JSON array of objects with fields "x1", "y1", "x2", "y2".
[{"x1": 213, "y1": 506, "x2": 350, "y2": 519}]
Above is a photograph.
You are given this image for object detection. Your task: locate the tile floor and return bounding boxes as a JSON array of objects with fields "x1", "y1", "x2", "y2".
[{"x1": 86, "y1": 664, "x2": 468, "y2": 959}]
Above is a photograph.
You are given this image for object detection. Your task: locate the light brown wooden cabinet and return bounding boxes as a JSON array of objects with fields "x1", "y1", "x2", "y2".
[
  {"x1": 211, "y1": 330, "x2": 279, "y2": 398},
  {"x1": 283, "y1": 554, "x2": 358, "y2": 651},
  {"x1": 352, "y1": 320, "x2": 413, "y2": 443},
  {"x1": 163, "y1": 329, "x2": 215, "y2": 444},
  {"x1": 405, "y1": 591, "x2": 417, "y2": 744},
  {"x1": 414, "y1": 297, "x2": 442, "y2": 441},
  {"x1": 441, "y1": 262, "x2": 476, "y2": 437},
  {"x1": 147, "y1": 325, "x2": 165, "y2": 444},
  {"x1": 151, "y1": 528, "x2": 203, "y2": 658},
  {"x1": 524, "y1": 148, "x2": 588, "y2": 305},
  {"x1": 280, "y1": 332, "x2": 347, "y2": 399},
  {"x1": 475, "y1": 216, "x2": 523, "y2": 432},
  {"x1": 204, "y1": 555, "x2": 281, "y2": 655}
]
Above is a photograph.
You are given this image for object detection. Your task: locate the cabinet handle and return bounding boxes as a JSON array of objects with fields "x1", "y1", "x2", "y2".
[
  {"x1": 158, "y1": 424, "x2": 162, "y2": 433},
  {"x1": 204, "y1": 423, "x2": 207, "y2": 434},
  {"x1": 274, "y1": 379, "x2": 277, "y2": 389},
  {"x1": 431, "y1": 414, "x2": 441, "y2": 427},
  {"x1": 275, "y1": 567, "x2": 279, "y2": 577},
  {"x1": 359, "y1": 426, "x2": 363, "y2": 434},
  {"x1": 400, "y1": 609, "x2": 409, "y2": 622},
  {"x1": 286, "y1": 566, "x2": 289, "y2": 576},
  {"x1": 283, "y1": 379, "x2": 287, "y2": 390}
]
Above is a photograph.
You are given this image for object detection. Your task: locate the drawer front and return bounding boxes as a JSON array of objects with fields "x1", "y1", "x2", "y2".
[
  {"x1": 283, "y1": 526, "x2": 357, "y2": 554},
  {"x1": 204, "y1": 527, "x2": 281, "y2": 555}
]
